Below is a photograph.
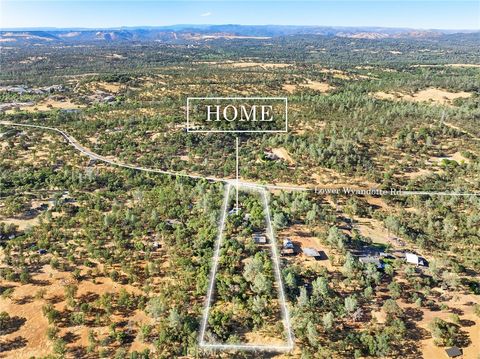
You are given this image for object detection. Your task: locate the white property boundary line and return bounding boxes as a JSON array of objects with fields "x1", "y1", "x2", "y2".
[
  {"x1": 198, "y1": 183, "x2": 295, "y2": 352},
  {"x1": 235, "y1": 137, "x2": 239, "y2": 211},
  {"x1": 198, "y1": 183, "x2": 231, "y2": 348},
  {"x1": 1, "y1": 121, "x2": 479, "y2": 198},
  {"x1": 186, "y1": 97, "x2": 288, "y2": 133},
  {"x1": 261, "y1": 188, "x2": 294, "y2": 349}
]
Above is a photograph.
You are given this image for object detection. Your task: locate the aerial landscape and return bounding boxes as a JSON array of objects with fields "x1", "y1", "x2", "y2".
[{"x1": 0, "y1": 1, "x2": 479, "y2": 358}]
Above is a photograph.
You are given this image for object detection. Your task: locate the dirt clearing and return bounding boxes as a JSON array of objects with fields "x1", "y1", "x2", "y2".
[
  {"x1": 272, "y1": 147, "x2": 295, "y2": 165},
  {"x1": 372, "y1": 88, "x2": 472, "y2": 106},
  {"x1": 300, "y1": 80, "x2": 334, "y2": 93},
  {"x1": 6, "y1": 98, "x2": 84, "y2": 113},
  {"x1": 430, "y1": 151, "x2": 470, "y2": 164}
]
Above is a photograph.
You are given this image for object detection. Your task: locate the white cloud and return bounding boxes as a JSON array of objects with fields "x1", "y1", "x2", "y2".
[{"x1": 200, "y1": 12, "x2": 212, "y2": 17}]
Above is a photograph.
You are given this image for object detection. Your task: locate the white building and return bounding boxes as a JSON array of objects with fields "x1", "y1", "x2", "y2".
[{"x1": 405, "y1": 252, "x2": 428, "y2": 266}]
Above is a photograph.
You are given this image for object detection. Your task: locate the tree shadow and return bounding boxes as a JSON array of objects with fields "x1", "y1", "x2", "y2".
[
  {"x1": 78, "y1": 291, "x2": 99, "y2": 303},
  {"x1": 13, "y1": 295, "x2": 33, "y2": 305},
  {"x1": 405, "y1": 318, "x2": 430, "y2": 341},
  {"x1": 0, "y1": 336, "x2": 28, "y2": 352},
  {"x1": 404, "y1": 307, "x2": 424, "y2": 322},
  {"x1": 31, "y1": 278, "x2": 51, "y2": 287},
  {"x1": 450, "y1": 307, "x2": 464, "y2": 315},
  {"x1": 459, "y1": 319, "x2": 476, "y2": 328},
  {"x1": 427, "y1": 302, "x2": 441, "y2": 312},
  {"x1": 48, "y1": 294, "x2": 63, "y2": 304},
  {"x1": 394, "y1": 320, "x2": 429, "y2": 358},
  {"x1": 0, "y1": 316, "x2": 27, "y2": 335},
  {"x1": 69, "y1": 345, "x2": 89, "y2": 358},
  {"x1": 62, "y1": 331, "x2": 80, "y2": 344},
  {"x1": 456, "y1": 327, "x2": 472, "y2": 347},
  {"x1": 0, "y1": 284, "x2": 15, "y2": 296}
]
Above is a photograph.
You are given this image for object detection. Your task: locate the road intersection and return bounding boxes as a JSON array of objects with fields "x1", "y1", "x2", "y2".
[{"x1": 1, "y1": 121, "x2": 478, "y2": 198}]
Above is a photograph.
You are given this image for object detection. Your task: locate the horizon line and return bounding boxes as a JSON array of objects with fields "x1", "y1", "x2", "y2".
[{"x1": 1, "y1": 24, "x2": 479, "y2": 32}]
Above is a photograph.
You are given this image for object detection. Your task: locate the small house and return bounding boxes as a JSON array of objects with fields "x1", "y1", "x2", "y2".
[
  {"x1": 359, "y1": 256, "x2": 384, "y2": 270},
  {"x1": 281, "y1": 248, "x2": 295, "y2": 256},
  {"x1": 379, "y1": 252, "x2": 394, "y2": 259},
  {"x1": 228, "y1": 207, "x2": 241, "y2": 216},
  {"x1": 445, "y1": 347, "x2": 462, "y2": 358},
  {"x1": 166, "y1": 219, "x2": 181, "y2": 226},
  {"x1": 263, "y1": 151, "x2": 279, "y2": 161},
  {"x1": 37, "y1": 203, "x2": 49, "y2": 211},
  {"x1": 60, "y1": 109, "x2": 80, "y2": 114},
  {"x1": 283, "y1": 238, "x2": 294, "y2": 249},
  {"x1": 302, "y1": 247, "x2": 321, "y2": 258},
  {"x1": 6, "y1": 86, "x2": 27, "y2": 94},
  {"x1": 405, "y1": 252, "x2": 428, "y2": 267},
  {"x1": 252, "y1": 233, "x2": 267, "y2": 244},
  {"x1": 44, "y1": 85, "x2": 64, "y2": 93}
]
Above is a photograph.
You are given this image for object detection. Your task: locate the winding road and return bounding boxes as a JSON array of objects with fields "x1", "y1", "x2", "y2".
[{"x1": 1, "y1": 120, "x2": 478, "y2": 197}]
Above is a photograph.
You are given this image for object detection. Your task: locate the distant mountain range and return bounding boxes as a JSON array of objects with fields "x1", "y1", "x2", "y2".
[{"x1": 1, "y1": 25, "x2": 478, "y2": 44}]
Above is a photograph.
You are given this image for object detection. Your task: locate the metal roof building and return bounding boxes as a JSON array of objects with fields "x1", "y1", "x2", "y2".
[
  {"x1": 445, "y1": 347, "x2": 462, "y2": 358},
  {"x1": 302, "y1": 247, "x2": 321, "y2": 257},
  {"x1": 359, "y1": 256, "x2": 384, "y2": 269},
  {"x1": 252, "y1": 233, "x2": 267, "y2": 244}
]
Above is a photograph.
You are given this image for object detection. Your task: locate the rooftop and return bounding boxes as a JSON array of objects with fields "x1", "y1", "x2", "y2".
[
  {"x1": 302, "y1": 247, "x2": 321, "y2": 257},
  {"x1": 445, "y1": 346, "x2": 462, "y2": 358}
]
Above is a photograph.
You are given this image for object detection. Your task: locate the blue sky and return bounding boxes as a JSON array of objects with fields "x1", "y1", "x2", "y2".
[{"x1": 1, "y1": 1, "x2": 479, "y2": 30}]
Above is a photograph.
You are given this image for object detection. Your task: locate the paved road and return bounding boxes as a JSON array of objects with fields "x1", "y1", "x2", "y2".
[
  {"x1": 1, "y1": 121, "x2": 478, "y2": 197},
  {"x1": 0, "y1": 121, "x2": 308, "y2": 191}
]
